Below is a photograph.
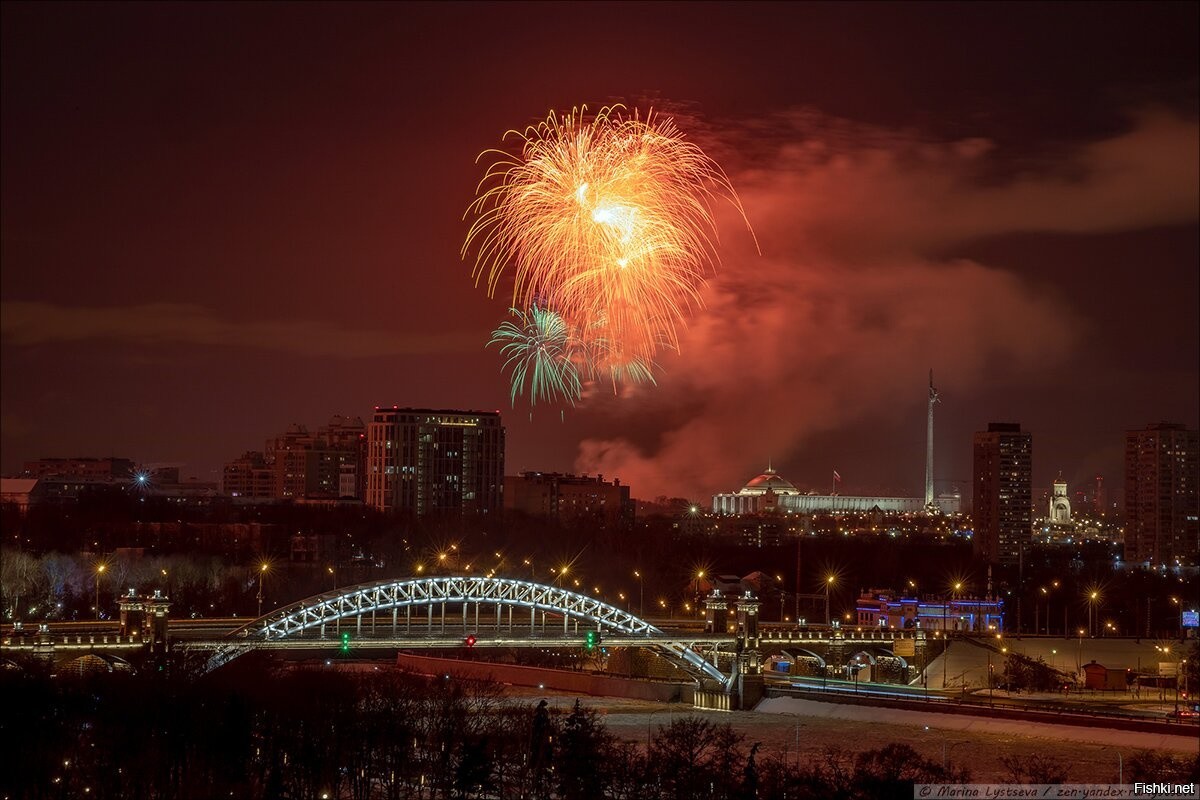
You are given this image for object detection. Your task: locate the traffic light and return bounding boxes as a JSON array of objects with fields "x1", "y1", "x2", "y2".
[
  {"x1": 340, "y1": 631, "x2": 350, "y2": 653},
  {"x1": 464, "y1": 635, "x2": 477, "y2": 648},
  {"x1": 585, "y1": 630, "x2": 599, "y2": 651}
]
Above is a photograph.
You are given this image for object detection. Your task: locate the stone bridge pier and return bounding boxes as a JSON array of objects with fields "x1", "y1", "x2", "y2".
[{"x1": 695, "y1": 590, "x2": 765, "y2": 710}]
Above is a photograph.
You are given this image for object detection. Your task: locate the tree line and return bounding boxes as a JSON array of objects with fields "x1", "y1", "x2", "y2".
[
  {"x1": 2, "y1": 659, "x2": 1195, "y2": 800},
  {"x1": 1, "y1": 547, "x2": 260, "y2": 621}
]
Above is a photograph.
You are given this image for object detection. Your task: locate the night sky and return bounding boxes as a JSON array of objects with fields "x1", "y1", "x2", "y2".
[{"x1": 3, "y1": 2, "x2": 1197, "y2": 501}]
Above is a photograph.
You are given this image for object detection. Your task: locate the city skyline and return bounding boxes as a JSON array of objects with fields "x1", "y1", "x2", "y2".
[{"x1": 3, "y1": 3, "x2": 1197, "y2": 499}]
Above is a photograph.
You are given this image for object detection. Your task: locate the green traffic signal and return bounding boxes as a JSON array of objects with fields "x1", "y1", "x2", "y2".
[
  {"x1": 585, "y1": 630, "x2": 598, "y2": 651},
  {"x1": 340, "y1": 631, "x2": 350, "y2": 653}
]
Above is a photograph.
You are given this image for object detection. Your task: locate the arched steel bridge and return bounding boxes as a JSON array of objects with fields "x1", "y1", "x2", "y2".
[{"x1": 191, "y1": 576, "x2": 734, "y2": 685}]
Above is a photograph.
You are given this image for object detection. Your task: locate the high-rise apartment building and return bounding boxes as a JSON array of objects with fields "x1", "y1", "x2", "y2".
[
  {"x1": 265, "y1": 424, "x2": 321, "y2": 499},
  {"x1": 366, "y1": 407, "x2": 504, "y2": 515},
  {"x1": 1124, "y1": 423, "x2": 1199, "y2": 566},
  {"x1": 222, "y1": 451, "x2": 274, "y2": 499},
  {"x1": 222, "y1": 415, "x2": 366, "y2": 502},
  {"x1": 973, "y1": 422, "x2": 1032, "y2": 565},
  {"x1": 320, "y1": 415, "x2": 367, "y2": 500},
  {"x1": 504, "y1": 471, "x2": 634, "y2": 528},
  {"x1": 265, "y1": 416, "x2": 367, "y2": 500}
]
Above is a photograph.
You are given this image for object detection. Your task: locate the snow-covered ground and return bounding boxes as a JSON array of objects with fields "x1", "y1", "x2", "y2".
[
  {"x1": 923, "y1": 637, "x2": 1185, "y2": 690},
  {"x1": 756, "y1": 696, "x2": 1198, "y2": 752}
]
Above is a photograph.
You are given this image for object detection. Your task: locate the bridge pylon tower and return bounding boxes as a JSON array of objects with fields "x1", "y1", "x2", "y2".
[{"x1": 734, "y1": 592, "x2": 764, "y2": 708}]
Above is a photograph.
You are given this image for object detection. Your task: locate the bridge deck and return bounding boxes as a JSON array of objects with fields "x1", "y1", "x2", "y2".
[{"x1": 176, "y1": 633, "x2": 737, "y2": 651}]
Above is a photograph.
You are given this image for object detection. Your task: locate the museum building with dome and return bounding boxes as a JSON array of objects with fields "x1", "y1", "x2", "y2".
[{"x1": 712, "y1": 466, "x2": 961, "y2": 515}]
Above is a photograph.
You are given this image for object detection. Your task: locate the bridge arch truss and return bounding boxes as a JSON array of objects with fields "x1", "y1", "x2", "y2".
[{"x1": 209, "y1": 576, "x2": 729, "y2": 685}]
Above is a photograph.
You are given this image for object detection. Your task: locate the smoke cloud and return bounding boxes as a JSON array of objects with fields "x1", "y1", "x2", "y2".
[{"x1": 575, "y1": 110, "x2": 1199, "y2": 496}]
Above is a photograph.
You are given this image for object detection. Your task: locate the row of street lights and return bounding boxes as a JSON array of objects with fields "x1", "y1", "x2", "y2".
[{"x1": 408, "y1": 554, "x2": 656, "y2": 615}]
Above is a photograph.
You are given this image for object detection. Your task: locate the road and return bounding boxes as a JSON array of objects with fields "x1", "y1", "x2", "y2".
[{"x1": 765, "y1": 672, "x2": 1195, "y2": 723}]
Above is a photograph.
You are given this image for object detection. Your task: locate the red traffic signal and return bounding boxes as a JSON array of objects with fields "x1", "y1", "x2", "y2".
[{"x1": 464, "y1": 635, "x2": 477, "y2": 648}]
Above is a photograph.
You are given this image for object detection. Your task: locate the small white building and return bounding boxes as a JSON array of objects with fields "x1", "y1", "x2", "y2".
[{"x1": 1049, "y1": 475, "x2": 1071, "y2": 523}]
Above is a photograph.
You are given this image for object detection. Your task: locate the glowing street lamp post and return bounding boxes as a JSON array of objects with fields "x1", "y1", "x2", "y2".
[
  {"x1": 923, "y1": 726, "x2": 966, "y2": 769},
  {"x1": 779, "y1": 579, "x2": 786, "y2": 622},
  {"x1": 1076, "y1": 628, "x2": 1085, "y2": 676},
  {"x1": 634, "y1": 570, "x2": 644, "y2": 618},
  {"x1": 944, "y1": 582, "x2": 962, "y2": 635},
  {"x1": 328, "y1": 566, "x2": 340, "y2": 633},
  {"x1": 825, "y1": 576, "x2": 836, "y2": 626},
  {"x1": 1181, "y1": 658, "x2": 1188, "y2": 714},
  {"x1": 257, "y1": 563, "x2": 269, "y2": 617},
  {"x1": 94, "y1": 563, "x2": 106, "y2": 620},
  {"x1": 1046, "y1": 580, "x2": 1059, "y2": 635}
]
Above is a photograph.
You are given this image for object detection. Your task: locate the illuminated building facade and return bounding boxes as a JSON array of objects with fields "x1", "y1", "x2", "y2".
[
  {"x1": 856, "y1": 590, "x2": 1004, "y2": 632},
  {"x1": 366, "y1": 407, "x2": 504, "y2": 516},
  {"x1": 711, "y1": 467, "x2": 961, "y2": 515},
  {"x1": 712, "y1": 379, "x2": 962, "y2": 518},
  {"x1": 1048, "y1": 476, "x2": 1071, "y2": 523},
  {"x1": 973, "y1": 422, "x2": 1032, "y2": 565},
  {"x1": 1124, "y1": 422, "x2": 1199, "y2": 566}
]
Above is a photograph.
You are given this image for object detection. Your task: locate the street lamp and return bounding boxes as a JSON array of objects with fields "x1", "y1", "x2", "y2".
[
  {"x1": 257, "y1": 562, "x2": 269, "y2": 617},
  {"x1": 1158, "y1": 645, "x2": 1183, "y2": 714},
  {"x1": 1049, "y1": 580, "x2": 1059, "y2": 636},
  {"x1": 1076, "y1": 627, "x2": 1085, "y2": 675},
  {"x1": 1088, "y1": 590, "x2": 1100, "y2": 638},
  {"x1": 94, "y1": 563, "x2": 106, "y2": 620},
  {"x1": 923, "y1": 726, "x2": 966, "y2": 769},
  {"x1": 646, "y1": 707, "x2": 676, "y2": 748},
  {"x1": 946, "y1": 582, "x2": 963, "y2": 634},
  {"x1": 825, "y1": 575, "x2": 836, "y2": 626},
  {"x1": 634, "y1": 570, "x2": 644, "y2": 617},
  {"x1": 1181, "y1": 658, "x2": 1188, "y2": 714}
]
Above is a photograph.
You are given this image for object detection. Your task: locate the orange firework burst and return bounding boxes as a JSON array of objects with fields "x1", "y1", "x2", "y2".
[{"x1": 464, "y1": 104, "x2": 752, "y2": 391}]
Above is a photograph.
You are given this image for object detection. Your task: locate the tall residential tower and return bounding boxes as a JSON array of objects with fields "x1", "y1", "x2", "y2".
[
  {"x1": 365, "y1": 407, "x2": 504, "y2": 516},
  {"x1": 1124, "y1": 423, "x2": 1199, "y2": 566},
  {"x1": 973, "y1": 422, "x2": 1032, "y2": 565}
]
